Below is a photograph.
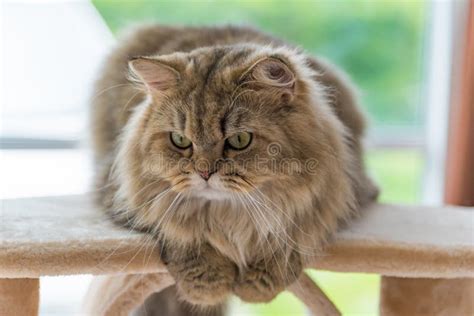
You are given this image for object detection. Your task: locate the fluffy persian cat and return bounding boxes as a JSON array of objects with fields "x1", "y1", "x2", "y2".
[{"x1": 91, "y1": 25, "x2": 378, "y2": 315}]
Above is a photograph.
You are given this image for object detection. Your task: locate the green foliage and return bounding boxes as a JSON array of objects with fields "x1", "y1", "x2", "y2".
[
  {"x1": 366, "y1": 149, "x2": 423, "y2": 203},
  {"x1": 232, "y1": 271, "x2": 380, "y2": 316},
  {"x1": 93, "y1": 0, "x2": 426, "y2": 130}
]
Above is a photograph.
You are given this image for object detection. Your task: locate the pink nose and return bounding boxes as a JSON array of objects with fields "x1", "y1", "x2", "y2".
[{"x1": 198, "y1": 170, "x2": 211, "y2": 181}]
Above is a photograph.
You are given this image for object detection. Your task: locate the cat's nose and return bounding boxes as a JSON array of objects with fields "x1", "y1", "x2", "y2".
[{"x1": 198, "y1": 170, "x2": 213, "y2": 181}]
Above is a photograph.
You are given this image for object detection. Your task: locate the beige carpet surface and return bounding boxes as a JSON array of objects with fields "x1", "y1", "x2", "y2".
[{"x1": 0, "y1": 195, "x2": 473, "y2": 278}]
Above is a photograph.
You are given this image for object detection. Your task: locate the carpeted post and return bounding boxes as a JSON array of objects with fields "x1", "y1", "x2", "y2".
[{"x1": 0, "y1": 278, "x2": 40, "y2": 316}]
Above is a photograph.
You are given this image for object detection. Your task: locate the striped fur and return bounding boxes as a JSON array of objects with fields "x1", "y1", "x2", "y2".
[{"x1": 91, "y1": 25, "x2": 378, "y2": 308}]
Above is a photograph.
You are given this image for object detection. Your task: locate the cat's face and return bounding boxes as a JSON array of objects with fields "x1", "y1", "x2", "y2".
[{"x1": 122, "y1": 45, "x2": 335, "y2": 203}]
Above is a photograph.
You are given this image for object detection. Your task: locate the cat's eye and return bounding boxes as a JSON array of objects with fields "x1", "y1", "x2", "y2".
[
  {"x1": 226, "y1": 132, "x2": 252, "y2": 150},
  {"x1": 170, "y1": 132, "x2": 192, "y2": 149}
]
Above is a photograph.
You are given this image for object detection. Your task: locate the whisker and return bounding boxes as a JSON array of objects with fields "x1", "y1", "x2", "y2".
[
  {"x1": 240, "y1": 193, "x2": 286, "y2": 281},
  {"x1": 90, "y1": 83, "x2": 135, "y2": 103},
  {"x1": 250, "y1": 193, "x2": 318, "y2": 255},
  {"x1": 233, "y1": 192, "x2": 267, "y2": 268},
  {"x1": 238, "y1": 193, "x2": 273, "y2": 269},
  {"x1": 241, "y1": 179, "x2": 319, "y2": 254},
  {"x1": 244, "y1": 179, "x2": 316, "y2": 239},
  {"x1": 144, "y1": 193, "x2": 184, "y2": 267},
  {"x1": 93, "y1": 185, "x2": 171, "y2": 268}
]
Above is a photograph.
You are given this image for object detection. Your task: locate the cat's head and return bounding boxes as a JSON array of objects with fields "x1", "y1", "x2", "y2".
[{"x1": 117, "y1": 44, "x2": 352, "y2": 211}]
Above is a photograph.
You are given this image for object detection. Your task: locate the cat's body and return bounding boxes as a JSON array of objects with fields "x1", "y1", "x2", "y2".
[{"x1": 92, "y1": 25, "x2": 378, "y2": 314}]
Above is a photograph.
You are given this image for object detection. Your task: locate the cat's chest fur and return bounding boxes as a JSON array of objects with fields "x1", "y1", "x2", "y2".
[{"x1": 164, "y1": 198, "x2": 272, "y2": 267}]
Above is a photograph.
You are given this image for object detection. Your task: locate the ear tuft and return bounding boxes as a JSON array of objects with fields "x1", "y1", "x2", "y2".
[
  {"x1": 251, "y1": 57, "x2": 295, "y2": 89},
  {"x1": 129, "y1": 58, "x2": 179, "y2": 92}
]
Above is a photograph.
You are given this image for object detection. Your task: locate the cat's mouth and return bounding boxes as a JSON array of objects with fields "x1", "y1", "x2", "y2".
[
  {"x1": 197, "y1": 186, "x2": 231, "y2": 200},
  {"x1": 188, "y1": 174, "x2": 237, "y2": 200}
]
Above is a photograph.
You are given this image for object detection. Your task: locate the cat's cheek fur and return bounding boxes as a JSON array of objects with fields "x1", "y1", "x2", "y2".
[{"x1": 109, "y1": 99, "x2": 152, "y2": 215}]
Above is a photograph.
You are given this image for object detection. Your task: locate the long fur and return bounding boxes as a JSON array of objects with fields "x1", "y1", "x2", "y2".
[{"x1": 91, "y1": 24, "x2": 379, "y2": 312}]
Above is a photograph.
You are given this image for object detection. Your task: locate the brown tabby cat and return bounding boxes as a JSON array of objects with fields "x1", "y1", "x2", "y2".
[{"x1": 91, "y1": 25, "x2": 378, "y2": 314}]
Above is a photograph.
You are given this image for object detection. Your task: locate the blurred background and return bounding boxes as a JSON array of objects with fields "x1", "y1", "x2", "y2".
[{"x1": 1, "y1": 0, "x2": 470, "y2": 315}]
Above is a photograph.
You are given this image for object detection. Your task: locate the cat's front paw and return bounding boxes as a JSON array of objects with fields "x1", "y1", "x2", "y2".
[
  {"x1": 176, "y1": 262, "x2": 236, "y2": 306},
  {"x1": 234, "y1": 252, "x2": 303, "y2": 303},
  {"x1": 166, "y1": 244, "x2": 237, "y2": 306},
  {"x1": 233, "y1": 261, "x2": 285, "y2": 303}
]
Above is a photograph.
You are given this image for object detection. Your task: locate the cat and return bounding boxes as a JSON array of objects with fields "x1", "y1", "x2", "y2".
[{"x1": 91, "y1": 24, "x2": 378, "y2": 315}]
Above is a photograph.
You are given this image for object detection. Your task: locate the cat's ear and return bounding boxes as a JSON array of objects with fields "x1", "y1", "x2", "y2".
[
  {"x1": 128, "y1": 57, "x2": 179, "y2": 92},
  {"x1": 249, "y1": 57, "x2": 296, "y2": 91}
]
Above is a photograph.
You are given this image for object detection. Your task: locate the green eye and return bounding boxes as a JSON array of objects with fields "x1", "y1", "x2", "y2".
[
  {"x1": 226, "y1": 132, "x2": 252, "y2": 150},
  {"x1": 170, "y1": 132, "x2": 192, "y2": 149}
]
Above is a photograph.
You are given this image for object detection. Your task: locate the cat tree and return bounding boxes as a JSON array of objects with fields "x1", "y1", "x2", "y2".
[{"x1": 1, "y1": 195, "x2": 472, "y2": 315}]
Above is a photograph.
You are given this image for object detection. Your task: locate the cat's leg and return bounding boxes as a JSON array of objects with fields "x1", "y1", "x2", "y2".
[
  {"x1": 233, "y1": 250, "x2": 302, "y2": 303},
  {"x1": 163, "y1": 243, "x2": 237, "y2": 306}
]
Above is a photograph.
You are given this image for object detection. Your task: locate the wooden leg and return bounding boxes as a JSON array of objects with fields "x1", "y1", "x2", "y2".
[
  {"x1": 82, "y1": 273, "x2": 175, "y2": 316},
  {"x1": 380, "y1": 276, "x2": 474, "y2": 316},
  {"x1": 0, "y1": 278, "x2": 40, "y2": 316},
  {"x1": 288, "y1": 272, "x2": 341, "y2": 316}
]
